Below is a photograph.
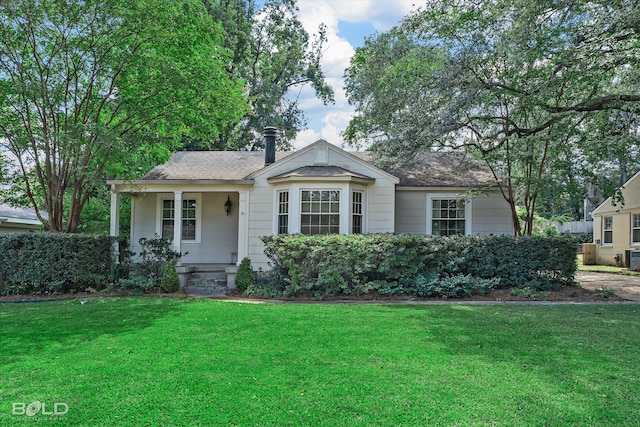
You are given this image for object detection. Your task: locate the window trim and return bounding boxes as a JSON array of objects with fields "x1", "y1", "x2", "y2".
[
  {"x1": 272, "y1": 184, "x2": 363, "y2": 235},
  {"x1": 277, "y1": 190, "x2": 289, "y2": 235},
  {"x1": 602, "y1": 216, "x2": 613, "y2": 246},
  {"x1": 426, "y1": 194, "x2": 472, "y2": 236},
  {"x1": 156, "y1": 193, "x2": 202, "y2": 243},
  {"x1": 632, "y1": 213, "x2": 640, "y2": 245},
  {"x1": 300, "y1": 189, "x2": 341, "y2": 235},
  {"x1": 352, "y1": 190, "x2": 364, "y2": 234}
]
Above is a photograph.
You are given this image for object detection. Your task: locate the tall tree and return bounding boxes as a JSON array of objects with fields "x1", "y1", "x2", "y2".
[
  {"x1": 345, "y1": 0, "x2": 640, "y2": 234},
  {"x1": 202, "y1": 0, "x2": 334, "y2": 150},
  {"x1": 0, "y1": 0, "x2": 248, "y2": 232}
]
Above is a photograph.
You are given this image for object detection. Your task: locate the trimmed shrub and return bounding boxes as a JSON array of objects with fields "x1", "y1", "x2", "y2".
[
  {"x1": 261, "y1": 234, "x2": 577, "y2": 298},
  {"x1": 236, "y1": 257, "x2": 256, "y2": 293},
  {"x1": 0, "y1": 233, "x2": 112, "y2": 294},
  {"x1": 160, "y1": 262, "x2": 180, "y2": 293}
]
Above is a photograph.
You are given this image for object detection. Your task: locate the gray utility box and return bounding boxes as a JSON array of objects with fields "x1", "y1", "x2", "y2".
[{"x1": 631, "y1": 250, "x2": 640, "y2": 272}]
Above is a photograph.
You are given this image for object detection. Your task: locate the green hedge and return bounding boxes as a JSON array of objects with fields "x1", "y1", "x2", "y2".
[
  {"x1": 0, "y1": 233, "x2": 112, "y2": 294},
  {"x1": 261, "y1": 234, "x2": 577, "y2": 297}
]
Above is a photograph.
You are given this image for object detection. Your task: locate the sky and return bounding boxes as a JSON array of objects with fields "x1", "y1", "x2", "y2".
[{"x1": 279, "y1": 0, "x2": 420, "y2": 150}]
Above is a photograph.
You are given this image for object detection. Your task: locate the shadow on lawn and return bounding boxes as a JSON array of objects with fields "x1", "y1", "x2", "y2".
[
  {"x1": 0, "y1": 297, "x2": 186, "y2": 360},
  {"x1": 379, "y1": 304, "x2": 639, "y2": 404}
]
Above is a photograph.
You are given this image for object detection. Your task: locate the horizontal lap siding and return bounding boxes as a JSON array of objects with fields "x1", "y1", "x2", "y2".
[
  {"x1": 247, "y1": 183, "x2": 274, "y2": 269},
  {"x1": 395, "y1": 191, "x2": 426, "y2": 234},
  {"x1": 394, "y1": 190, "x2": 513, "y2": 235},
  {"x1": 471, "y1": 193, "x2": 514, "y2": 235},
  {"x1": 131, "y1": 193, "x2": 239, "y2": 264},
  {"x1": 131, "y1": 194, "x2": 157, "y2": 258},
  {"x1": 190, "y1": 193, "x2": 238, "y2": 264},
  {"x1": 366, "y1": 184, "x2": 395, "y2": 233}
]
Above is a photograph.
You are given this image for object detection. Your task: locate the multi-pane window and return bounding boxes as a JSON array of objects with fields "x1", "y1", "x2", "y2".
[
  {"x1": 633, "y1": 214, "x2": 640, "y2": 244},
  {"x1": 352, "y1": 191, "x2": 363, "y2": 234},
  {"x1": 603, "y1": 216, "x2": 613, "y2": 244},
  {"x1": 278, "y1": 191, "x2": 289, "y2": 234},
  {"x1": 162, "y1": 199, "x2": 196, "y2": 240},
  {"x1": 432, "y1": 199, "x2": 466, "y2": 236},
  {"x1": 300, "y1": 190, "x2": 340, "y2": 235}
]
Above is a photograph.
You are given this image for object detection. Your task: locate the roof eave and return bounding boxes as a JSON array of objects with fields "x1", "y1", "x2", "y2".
[{"x1": 267, "y1": 176, "x2": 375, "y2": 185}]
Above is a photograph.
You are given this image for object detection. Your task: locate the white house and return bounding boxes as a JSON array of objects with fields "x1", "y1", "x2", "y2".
[
  {"x1": 108, "y1": 129, "x2": 514, "y2": 292},
  {"x1": 591, "y1": 169, "x2": 640, "y2": 267}
]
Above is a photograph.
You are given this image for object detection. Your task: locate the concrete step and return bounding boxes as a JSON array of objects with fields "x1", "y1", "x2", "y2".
[
  {"x1": 190, "y1": 271, "x2": 226, "y2": 281},
  {"x1": 184, "y1": 284, "x2": 227, "y2": 296}
]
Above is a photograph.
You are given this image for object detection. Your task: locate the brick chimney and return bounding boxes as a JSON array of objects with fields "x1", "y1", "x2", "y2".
[{"x1": 264, "y1": 126, "x2": 277, "y2": 166}]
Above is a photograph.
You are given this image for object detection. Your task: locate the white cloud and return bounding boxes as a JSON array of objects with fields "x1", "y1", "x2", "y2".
[{"x1": 290, "y1": 1, "x2": 417, "y2": 149}]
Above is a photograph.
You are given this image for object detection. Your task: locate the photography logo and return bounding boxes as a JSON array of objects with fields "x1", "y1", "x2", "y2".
[{"x1": 12, "y1": 401, "x2": 68, "y2": 418}]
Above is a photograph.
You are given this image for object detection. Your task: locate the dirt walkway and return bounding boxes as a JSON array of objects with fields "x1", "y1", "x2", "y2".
[{"x1": 576, "y1": 271, "x2": 640, "y2": 301}]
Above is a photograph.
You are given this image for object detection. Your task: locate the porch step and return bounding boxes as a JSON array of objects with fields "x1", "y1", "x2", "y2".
[
  {"x1": 183, "y1": 264, "x2": 229, "y2": 296},
  {"x1": 184, "y1": 284, "x2": 227, "y2": 296}
]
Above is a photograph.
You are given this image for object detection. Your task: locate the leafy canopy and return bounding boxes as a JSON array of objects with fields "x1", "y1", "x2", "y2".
[
  {"x1": 0, "y1": 0, "x2": 248, "y2": 232},
  {"x1": 344, "y1": 0, "x2": 640, "y2": 234}
]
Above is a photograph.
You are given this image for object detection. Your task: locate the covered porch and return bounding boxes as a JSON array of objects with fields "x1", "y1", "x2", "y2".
[{"x1": 108, "y1": 181, "x2": 253, "y2": 293}]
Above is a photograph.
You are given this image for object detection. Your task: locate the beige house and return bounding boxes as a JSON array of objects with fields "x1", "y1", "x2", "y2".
[
  {"x1": 0, "y1": 202, "x2": 44, "y2": 233},
  {"x1": 591, "y1": 170, "x2": 640, "y2": 266},
  {"x1": 108, "y1": 130, "x2": 513, "y2": 293}
]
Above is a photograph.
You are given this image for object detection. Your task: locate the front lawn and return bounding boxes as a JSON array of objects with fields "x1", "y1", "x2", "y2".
[{"x1": 1, "y1": 297, "x2": 639, "y2": 426}]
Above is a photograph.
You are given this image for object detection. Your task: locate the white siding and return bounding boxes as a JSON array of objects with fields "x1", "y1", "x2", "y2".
[
  {"x1": 130, "y1": 193, "x2": 157, "y2": 257},
  {"x1": 395, "y1": 191, "x2": 427, "y2": 234},
  {"x1": 470, "y1": 192, "x2": 514, "y2": 235},
  {"x1": 246, "y1": 143, "x2": 398, "y2": 269},
  {"x1": 130, "y1": 192, "x2": 239, "y2": 264},
  {"x1": 395, "y1": 189, "x2": 513, "y2": 235}
]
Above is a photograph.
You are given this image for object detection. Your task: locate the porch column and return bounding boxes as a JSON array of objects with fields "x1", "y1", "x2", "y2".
[
  {"x1": 173, "y1": 191, "x2": 183, "y2": 264},
  {"x1": 110, "y1": 186, "x2": 120, "y2": 261},
  {"x1": 237, "y1": 190, "x2": 249, "y2": 264}
]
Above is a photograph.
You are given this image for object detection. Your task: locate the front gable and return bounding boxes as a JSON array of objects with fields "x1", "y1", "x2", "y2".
[
  {"x1": 592, "y1": 169, "x2": 640, "y2": 216},
  {"x1": 244, "y1": 140, "x2": 398, "y2": 238},
  {"x1": 247, "y1": 140, "x2": 400, "y2": 185}
]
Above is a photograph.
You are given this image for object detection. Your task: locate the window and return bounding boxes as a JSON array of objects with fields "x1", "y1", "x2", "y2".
[
  {"x1": 278, "y1": 191, "x2": 289, "y2": 234},
  {"x1": 300, "y1": 190, "x2": 340, "y2": 235},
  {"x1": 352, "y1": 191, "x2": 363, "y2": 234},
  {"x1": 603, "y1": 216, "x2": 613, "y2": 244},
  {"x1": 633, "y1": 214, "x2": 640, "y2": 244},
  {"x1": 431, "y1": 198, "x2": 466, "y2": 236},
  {"x1": 161, "y1": 199, "x2": 197, "y2": 241}
]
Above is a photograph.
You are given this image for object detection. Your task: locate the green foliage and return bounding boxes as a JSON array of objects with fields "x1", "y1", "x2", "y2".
[
  {"x1": 0, "y1": 0, "x2": 248, "y2": 232},
  {"x1": 381, "y1": 274, "x2": 498, "y2": 299},
  {"x1": 260, "y1": 234, "x2": 577, "y2": 298},
  {"x1": 135, "y1": 237, "x2": 183, "y2": 286},
  {"x1": 510, "y1": 287, "x2": 550, "y2": 299},
  {"x1": 0, "y1": 233, "x2": 112, "y2": 294},
  {"x1": 595, "y1": 287, "x2": 616, "y2": 298},
  {"x1": 118, "y1": 273, "x2": 155, "y2": 296},
  {"x1": 235, "y1": 257, "x2": 256, "y2": 293},
  {"x1": 245, "y1": 269, "x2": 286, "y2": 298},
  {"x1": 202, "y1": 0, "x2": 334, "y2": 149},
  {"x1": 344, "y1": 0, "x2": 640, "y2": 235},
  {"x1": 160, "y1": 263, "x2": 180, "y2": 293}
]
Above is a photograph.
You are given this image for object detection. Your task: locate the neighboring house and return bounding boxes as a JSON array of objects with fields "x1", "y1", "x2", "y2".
[
  {"x1": 0, "y1": 202, "x2": 44, "y2": 233},
  {"x1": 107, "y1": 129, "x2": 514, "y2": 291},
  {"x1": 591, "y1": 169, "x2": 640, "y2": 266}
]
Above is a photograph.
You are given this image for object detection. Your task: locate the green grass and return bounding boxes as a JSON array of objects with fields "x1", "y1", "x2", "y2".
[
  {"x1": 1, "y1": 297, "x2": 640, "y2": 426},
  {"x1": 577, "y1": 254, "x2": 640, "y2": 276}
]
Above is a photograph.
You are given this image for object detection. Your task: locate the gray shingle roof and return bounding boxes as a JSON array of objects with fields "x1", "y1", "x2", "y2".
[
  {"x1": 0, "y1": 202, "x2": 42, "y2": 220},
  {"x1": 141, "y1": 151, "x2": 293, "y2": 181},
  {"x1": 140, "y1": 148, "x2": 496, "y2": 187}
]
